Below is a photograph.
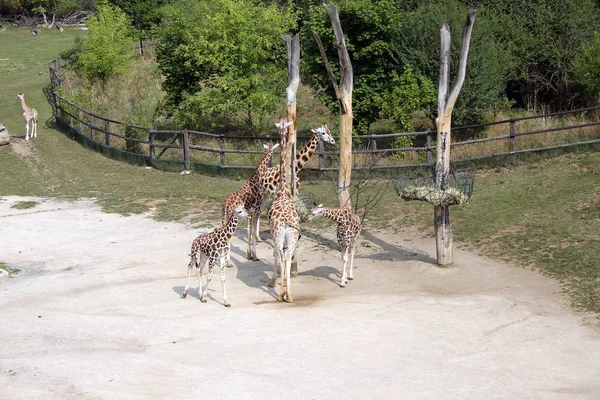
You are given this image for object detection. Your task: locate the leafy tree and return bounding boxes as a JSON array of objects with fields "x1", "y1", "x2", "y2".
[
  {"x1": 571, "y1": 33, "x2": 600, "y2": 104},
  {"x1": 392, "y1": 0, "x2": 512, "y2": 130},
  {"x1": 76, "y1": 0, "x2": 135, "y2": 84},
  {"x1": 472, "y1": 0, "x2": 599, "y2": 111},
  {"x1": 302, "y1": 0, "x2": 403, "y2": 135},
  {"x1": 108, "y1": 0, "x2": 166, "y2": 41},
  {"x1": 154, "y1": 0, "x2": 297, "y2": 133}
]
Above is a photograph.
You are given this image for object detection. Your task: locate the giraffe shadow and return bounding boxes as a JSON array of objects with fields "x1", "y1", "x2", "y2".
[
  {"x1": 298, "y1": 265, "x2": 345, "y2": 287},
  {"x1": 361, "y1": 230, "x2": 437, "y2": 265},
  {"x1": 171, "y1": 286, "x2": 230, "y2": 307}
]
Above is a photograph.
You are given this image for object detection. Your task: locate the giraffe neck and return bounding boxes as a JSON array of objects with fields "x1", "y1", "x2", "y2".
[
  {"x1": 20, "y1": 98, "x2": 31, "y2": 114},
  {"x1": 277, "y1": 129, "x2": 288, "y2": 196},
  {"x1": 222, "y1": 215, "x2": 240, "y2": 239},
  {"x1": 321, "y1": 207, "x2": 349, "y2": 223},
  {"x1": 248, "y1": 147, "x2": 273, "y2": 187},
  {"x1": 295, "y1": 133, "x2": 319, "y2": 172}
]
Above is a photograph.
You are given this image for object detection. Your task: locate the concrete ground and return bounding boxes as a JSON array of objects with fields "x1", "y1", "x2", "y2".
[{"x1": 1, "y1": 196, "x2": 599, "y2": 399}]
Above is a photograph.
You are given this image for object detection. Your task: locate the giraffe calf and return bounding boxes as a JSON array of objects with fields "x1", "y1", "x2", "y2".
[
  {"x1": 182, "y1": 206, "x2": 247, "y2": 307},
  {"x1": 303, "y1": 203, "x2": 363, "y2": 287}
]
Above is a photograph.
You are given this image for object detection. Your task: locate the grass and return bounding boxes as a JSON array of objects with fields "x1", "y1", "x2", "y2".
[
  {"x1": 10, "y1": 200, "x2": 39, "y2": 209},
  {"x1": 0, "y1": 27, "x2": 598, "y2": 318}
]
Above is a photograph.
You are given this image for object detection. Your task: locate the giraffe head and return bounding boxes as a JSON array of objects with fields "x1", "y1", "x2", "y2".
[
  {"x1": 311, "y1": 123, "x2": 335, "y2": 145},
  {"x1": 275, "y1": 120, "x2": 293, "y2": 132},
  {"x1": 263, "y1": 142, "x2": 280, "y2": 152},
  {"x1": 232, "y1": 205, "x2": 248, "y2": 220},
  {"x1": 17, "y1": 93, "x2": 25, "y2": 101},
  {"x1": 302, "y1": 203, "x2": 326, "y2": 222}
]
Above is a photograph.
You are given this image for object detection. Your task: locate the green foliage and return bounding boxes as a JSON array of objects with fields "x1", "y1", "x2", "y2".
[
  {"x1": 571, "y1": 33, "x2": 600, "y2": 104},
  {"x1": 303, "y1": 0, "x2": 403, "y2": 135},
  {"x1": 108, "y1": 0, "x2": 167, "y2": 39},
  {"x1": 125, "y1": 126, "x2": 145, "y2": 153},
  {"x1": 381, "y1": 65, "x2": 435, "y2": 159},
  {"x1": 154, "y1": 0, "x2": 297, "y2": 134},
  {"x1": 76, "y1": 0, "x2": 135, "y2": 84}
]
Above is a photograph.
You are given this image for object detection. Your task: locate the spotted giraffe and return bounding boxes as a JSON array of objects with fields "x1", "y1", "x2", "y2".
[
  {"x1": 17, "y1": 93, "x2": 38, "y2": 141},
  {"x1": 221, "y1": 142, "x2": 279, "y2": 265},
  {"x1": 303, "y1": 203, "x2": 363, "y2": 287},
  {"x1": 268, "y1": 119, "x2": 301, "y2": 302},
  {"x1": 182, "y1": 206, "x2": 248, "y2": 307},
  {"x1": 254, "y1": 123, "x2": 335, "y2": 241}
]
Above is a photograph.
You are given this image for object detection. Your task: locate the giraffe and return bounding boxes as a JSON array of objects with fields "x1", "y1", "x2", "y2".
[
  {"x1": 17, "y1": 93, "x2": 38, "y2": 141},
  {"x1": 221, "y1": 141, "x2": 279, "y2": 266},
  {"x1": 303, "y1": 203, "x2": 363, "y2": 287},
  {"x1": 255, "y1": 123, "x2": 335, "y2": 241},
  {"x1": 181, "y1": 205, "x2": 248, "y2": 307},
  {"x1": 268, "y1": 118, "x2": 302, "y2": 302}
]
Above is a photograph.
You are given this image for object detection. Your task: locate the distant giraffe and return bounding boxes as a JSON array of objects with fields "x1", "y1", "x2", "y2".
[
  {"x1": 268, "y1": 119, "x2": 302, "y2": 302},
  {"x1": 181, "y1": 206, "x2": 248, "y2": 307},
  {"x1": 221, "y1": 141, "x2": 279, "y2": 266},
  {"x1": 303, "y1": 203, "x2": 363, "y2": 287},
  {"x1": 17, "y1": 93, "x2": 38, "y2": 141},
  {"x1": 254, "y1": 123, "x2": 335, "y2": 241}
]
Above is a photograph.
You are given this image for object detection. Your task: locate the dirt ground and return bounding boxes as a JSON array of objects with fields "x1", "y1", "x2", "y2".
[{"x1": 1, "y1": 196, "x2": 599, "y2": 399}]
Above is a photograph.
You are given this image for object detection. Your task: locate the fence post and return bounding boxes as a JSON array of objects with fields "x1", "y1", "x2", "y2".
[
  {"x1": 182, "y1": 130, "x2": 190, "y2": 171},
  {"x1": 68, "y1": 103, "x2": 73, "y2": 127},
  {"x1": 219, "y1": 135, "x2": 225, "y2": 168},
  {"x1": 90, "y1": 115, "x2": 95, "y2": 140},
  {"x1": 148, "y1": 130, "x2": 155, "y2": 161},
  {"x1": 426, "y1": 131, "x2": 433, "y2": 165},
  {"x1": 318, "y1": 139, "x2": 325, "y2": 171},
  {"x1": 104, "y1": 120, "x2": 111, "y2": 147},
  {"x1": 509, "y1": 119, "x2": 516, "y2": 153},
  {"x1": 370, "y1": 135, "x2": 378, "y2": 167},
  {"x1": 78, "y1": 109, "x2": 83, "y2": 134},
  {"x1": 54, "y1": 93, "x2": 61, "y2": 121}
]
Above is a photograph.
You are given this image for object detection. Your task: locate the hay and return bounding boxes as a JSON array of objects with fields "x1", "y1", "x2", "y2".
[{"x1": 400, "y1": 185, "x2": 470, "y2": 207}]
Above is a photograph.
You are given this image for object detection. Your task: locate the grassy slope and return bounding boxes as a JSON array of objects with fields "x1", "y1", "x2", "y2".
[{"x1": 0, "y1": 28, "x2": 598, "y2": 315}]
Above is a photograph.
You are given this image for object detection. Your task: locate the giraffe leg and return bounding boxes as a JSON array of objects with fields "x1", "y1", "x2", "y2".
[
  {"x1": 33, "y1": 120, "x2": 37, "y2": 138},
  {"x1": 255, "y1": 214, "x2": 262, "y2": 243},
  {"x1": 24, "y1": 121, "x2": 29, "y2": 141},
  {"x1": 219, "y1": 258, "x2": 231, "y2": 307},
  {"x1": 284, "y1": 250, "x2": 293, "y2": 303},
  {"x1": 201, "y1": 260, "x2": 213, "y2": 303},
  {"x1": 340, "y1": 250, "x2": 349, "y2": 287},
  {"x1": 269, "y1": 246, "x2": 278, "y2": 288},
  {"x1": 278, "y1": 250, "x2": 286, "y2": 302},
  {"x1": 249, "y1": 213, "x2": 259, "y2": 261},
  {"x1": 226, "y1": 241, "x2": 234, "y2": 268},
  {"x1": 348, "y1": 247, "x2": 356, "y2": 281},
  {"x1": 181, "y1": 254, "x2": 195, "y2": 299},
  {"x1": 197, "y1": 254, "x2": 207, "y2": 298}
]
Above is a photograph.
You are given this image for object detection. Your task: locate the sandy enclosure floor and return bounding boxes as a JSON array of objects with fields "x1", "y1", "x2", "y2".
[{"x1": 0, "y1": 196, "x2": 599, "y2": 399}]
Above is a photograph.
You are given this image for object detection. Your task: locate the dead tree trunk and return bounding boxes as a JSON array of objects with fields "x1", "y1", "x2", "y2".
[
  {"x1": 434, "y1": 9, "x2": 476, "y2": 265},
  {"x1": 322, "y1": 3, "x2": 353, "y2": 209},
  {"x1": 284, "y1": 33, "x2": 300, "y2": 275}
]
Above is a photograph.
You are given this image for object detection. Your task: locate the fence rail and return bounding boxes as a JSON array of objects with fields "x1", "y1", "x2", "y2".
[{"x1": 48, "y1": 58, "x2": 600, "y2": 175}]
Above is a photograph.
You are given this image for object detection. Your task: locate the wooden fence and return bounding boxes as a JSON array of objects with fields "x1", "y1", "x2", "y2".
[{"x1": 48, "y1": 58, "x2": 600, "y2": 175}]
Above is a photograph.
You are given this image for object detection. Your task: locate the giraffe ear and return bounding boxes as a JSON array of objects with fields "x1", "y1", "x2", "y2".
[
  {"x1": 263, "y1": 144, "x2": 269, "y2": 151},
  {"x1": 275, "y1": 122, "x2": 282, "y2": 129},
  {"x1": 285, "y1": 121, "x2": 293, "y2": 129},
  {"x1": 272, "y1": 143, "x2": 280, "y2": 150}
]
